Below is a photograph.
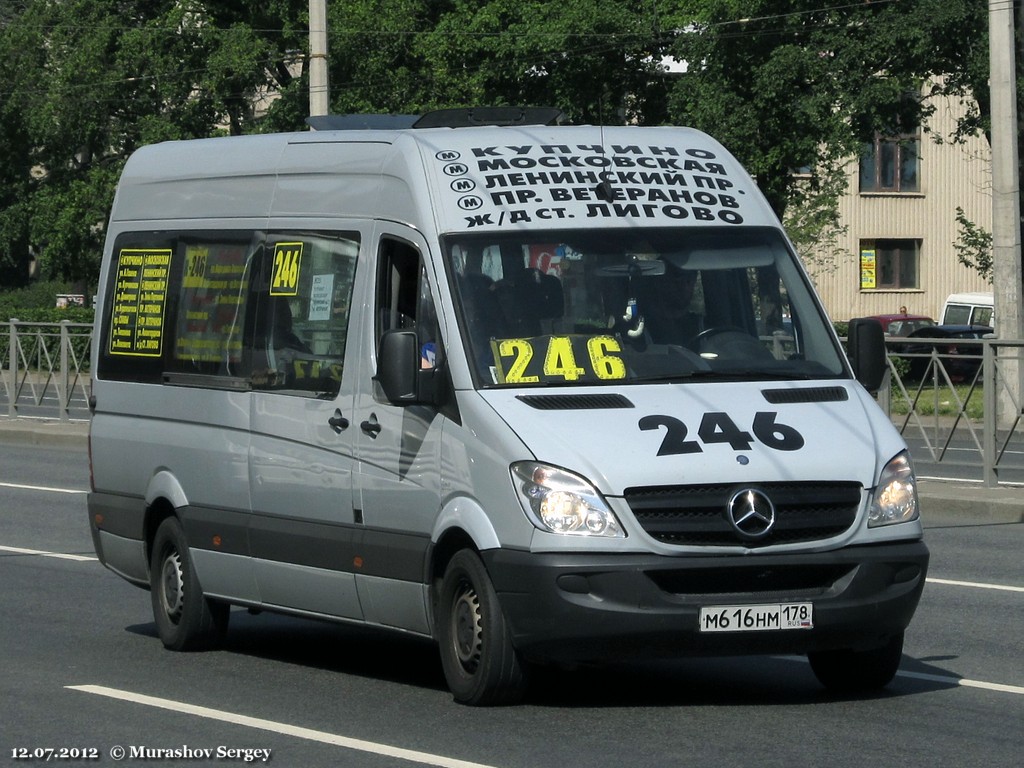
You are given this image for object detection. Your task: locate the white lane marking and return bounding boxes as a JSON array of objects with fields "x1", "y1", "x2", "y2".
[
  {"x1": 776, "y1": 658, "x2": 1024, "y2": 696},
  {"x1": 917, "y1": 475, "x2": 1024, "y2": 486},
  {"x1": 896, "y1": 670, "x2": 1024, "y2": 695},
  {"x1": 0, "y1": 480, "x2": 87, "y2": 494},
  {"x1": 0, "y1": 545, "x2": 97, "y2": 562},
  {"x1": 927, "y1": 577, "x2": 1024, "y2": 593},
  {"x1": 67, "y1": 685, "x2": 499, "y2": 768}
]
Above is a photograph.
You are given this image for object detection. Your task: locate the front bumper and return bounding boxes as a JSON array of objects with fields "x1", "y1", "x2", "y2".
[{"x1": 483, "y1": 540, "x2": 929, "y2": 663}]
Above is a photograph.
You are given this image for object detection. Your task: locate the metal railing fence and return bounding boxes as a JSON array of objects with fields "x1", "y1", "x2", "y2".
[
  {"x1": 2, "y1": 320, "x2": 94, "y2": 421},
  {"x1": 2, "y1": 320, "x2": 1024, "y2": 485},
  {"x1": 879, "y1": 335, "x2": 1024, "y2": 486}
]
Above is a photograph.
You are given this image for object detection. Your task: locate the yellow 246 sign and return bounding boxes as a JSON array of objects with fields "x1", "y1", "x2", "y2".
[
  {"x1": 490, "y1": 335, "x2": 626, "y2": 384},
  {"x1": 270, "y1": 242, "x2": 304, "y2": 296}
]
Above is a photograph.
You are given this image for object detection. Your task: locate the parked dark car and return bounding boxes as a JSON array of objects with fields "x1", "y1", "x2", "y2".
[{"x1": 895, "y1": 325, "x2": 994, "y2": 382}]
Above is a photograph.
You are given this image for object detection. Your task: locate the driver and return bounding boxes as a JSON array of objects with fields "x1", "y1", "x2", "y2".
[{"x1": 641, "y1": 264, "x2": 703, "y2": 346}]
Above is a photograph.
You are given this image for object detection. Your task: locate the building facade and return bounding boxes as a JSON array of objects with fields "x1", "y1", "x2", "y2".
[{"x1": 805, "y1": 93, "x2": 993, "y2": 324}]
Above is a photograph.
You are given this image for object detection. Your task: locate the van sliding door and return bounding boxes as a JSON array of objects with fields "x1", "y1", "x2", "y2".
[{"x1": 247, "y1": 229, "x2": 363, "y2": 619}]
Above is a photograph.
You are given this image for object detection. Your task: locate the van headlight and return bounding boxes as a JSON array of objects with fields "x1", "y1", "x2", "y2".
[
  {"x1": 511, "y1": 462, "x2": 624, "y2": 537},
  {"x1": 868, "y1": 451, "x2": 919, "y2": 527}
]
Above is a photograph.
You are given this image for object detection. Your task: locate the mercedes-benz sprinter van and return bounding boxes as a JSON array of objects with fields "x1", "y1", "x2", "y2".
[{"x1": 87, "y1": 108, "x2": 928, "y2": 705}]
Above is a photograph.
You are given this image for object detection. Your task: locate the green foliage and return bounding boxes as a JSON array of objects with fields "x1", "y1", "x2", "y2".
[
  {"x1": 954, "y1": 206, "x2": 994, "y2": 282},
  {"x1": 887, "y1": 383, "x2": 985, "y2": 420},
  {"x1": 784, "y1": 165, "x2": 849, "y2": 279},
  {"x1": 0, "y1": 281, "x2": 94, "y2": 321},
  {"x1": 662, "y1": 0, "x2": 987, "y2": 217},
  {"x1": 1, "y1": 306, "x2": 94, "y2": 324},
  {"x1": 889, "y1": 354, "x2": 911, "y2": 383},
  {"x1": 0, "y1": 0, "x2": 307, "y2": 284},
  {"x1": 0, "y1": 281, "x2": 93, "y2": 369},
  {"x1": 0, "y1": 0, "x2": 997, "y2": 294}
]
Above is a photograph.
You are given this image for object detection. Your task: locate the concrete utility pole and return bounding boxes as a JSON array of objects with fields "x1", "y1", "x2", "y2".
[
  {"x1": 988, "y1": 0, "x2": 1024, "y2": 434},
  {"x1": 309, "y1": 0, "x2": 330, "y2": 119},
  {"x1": 989, "y1": 0, "x2": 1023, "y2": 342}
]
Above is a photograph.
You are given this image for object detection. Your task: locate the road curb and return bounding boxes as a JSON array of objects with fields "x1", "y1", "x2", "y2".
[
  {"x1": 0, "y1": 418, "x2": 89, "y2": 448},
  {"x1": 918, "y1": 479, "x2": 1024, "y2": 525}
]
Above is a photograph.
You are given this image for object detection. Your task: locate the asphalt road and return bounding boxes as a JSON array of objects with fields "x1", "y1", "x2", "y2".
[{"x1": 1, "y1": 440, "x2": 1021, "y2": 768}]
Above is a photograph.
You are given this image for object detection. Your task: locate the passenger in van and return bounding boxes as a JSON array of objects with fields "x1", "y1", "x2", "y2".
[
  {"x1": 270, "y1": 299, "x2": 311, "y2": 355},
  {"x1": 493, "y1": 265, "x2": 564, "y2": 336},
  {"x1": 247, "y1": 296, "x2": 311, "y2": 387}
]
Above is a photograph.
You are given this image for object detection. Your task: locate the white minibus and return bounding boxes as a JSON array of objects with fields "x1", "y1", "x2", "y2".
[{"x1": 88, "y1": 108, "x2": 927, "y2": 704}]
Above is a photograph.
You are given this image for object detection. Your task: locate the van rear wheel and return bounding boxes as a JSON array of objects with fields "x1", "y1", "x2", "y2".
[
  {"x1": 808, "y1": 632, "x2": 904, "y2": 693},
  {"x1": 437, "y1": 550, "x2": 527, "y2": 706},
  {"x1": 150, "y1": 516, "x2": 229, "y2": 651}
]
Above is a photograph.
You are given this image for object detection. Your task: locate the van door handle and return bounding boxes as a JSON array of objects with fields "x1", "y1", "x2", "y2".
[
  {"x1": 360, "y1": 414, "x2": 382, "y2": 438},
  {"x1": 328, "y1": 409, "x2": 350, "y2": 433}
]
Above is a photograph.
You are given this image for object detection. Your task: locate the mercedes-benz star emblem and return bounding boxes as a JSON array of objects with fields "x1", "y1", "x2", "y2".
[{"x1": 726, "y1": 488, "x2": 776, "y2": 540}]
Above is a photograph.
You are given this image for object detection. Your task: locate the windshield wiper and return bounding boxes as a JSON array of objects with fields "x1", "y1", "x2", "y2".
[{"x1": 632, "y1": 369, "x2": 825, "y2": 383}]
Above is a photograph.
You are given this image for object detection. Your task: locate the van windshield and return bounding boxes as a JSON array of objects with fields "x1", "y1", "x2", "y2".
[{"x1": 444, "y1": 227, "x2": 847, "y2": 387}]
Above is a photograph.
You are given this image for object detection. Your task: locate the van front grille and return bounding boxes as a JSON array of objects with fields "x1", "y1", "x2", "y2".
[{"x1": 623, "y1": 482, "x2": 862, "y2": 547}]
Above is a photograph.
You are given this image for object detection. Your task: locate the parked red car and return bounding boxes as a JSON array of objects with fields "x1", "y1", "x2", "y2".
[{"x1": 869, "y1": 314, "x2": 936, "y2": 337}]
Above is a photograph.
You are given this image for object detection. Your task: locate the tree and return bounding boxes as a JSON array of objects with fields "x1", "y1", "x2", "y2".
[
  {"x1": 0, "y1": 0, "x2": 1003, "y2": 290},
  {"x1": 0, "y1": 0, "x2": 44, "y2": 286},
  {"x1": 0, "y1": 0, "x2": 309, "y2": 285},
  {"x1": 318, "y1": 1, "x2": 666, "y2": 124},
  {"x1": 954, "y1": 206, "x2": 994, "y2": 283},
  {"x1": 661, "y1": 0, "x2": 990, "y2": 220}
]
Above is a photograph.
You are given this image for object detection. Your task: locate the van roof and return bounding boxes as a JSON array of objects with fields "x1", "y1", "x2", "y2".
[
  {"x1": 110, "y1": 119, "x2": 780, "y2": 234},
  {"x1": 944, "y1": 292, "x2": 993, "y2": 304},
  {"x1": 305, "y1": 106, "x2": 567, "y2": 131}
]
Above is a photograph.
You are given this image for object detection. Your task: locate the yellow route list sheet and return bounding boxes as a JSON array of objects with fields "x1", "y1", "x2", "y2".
[{"x1": 108, "y1": 249, "x2": 171, "y2": 356}]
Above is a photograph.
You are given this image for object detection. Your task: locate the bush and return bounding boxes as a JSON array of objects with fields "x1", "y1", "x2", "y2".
[
  {"x1": 2, "y1": 307, "x2": 94, "y2": 324},
  {"x1": 1, "y1": 283, "x2": 94, "y2": 370},
  {"x1": 889, "y1": 354, "x2": 911, "y2": 381},
  {"x1": 0, "y1": 281, "x2": 95, "y2": 321}
]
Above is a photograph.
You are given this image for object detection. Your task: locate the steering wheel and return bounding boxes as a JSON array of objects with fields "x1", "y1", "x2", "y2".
[
  {"x1": 688, "y1": 325, "x2": 749, "y2": 347},
  {"x1": 688, "y1": 326, "x2": 772, "y2": 358}
]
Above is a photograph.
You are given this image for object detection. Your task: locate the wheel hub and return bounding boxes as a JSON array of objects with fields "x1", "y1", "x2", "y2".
[
  {"x1": 452, "y1": 584, "x2": 483, "y2": 672},
  {"x1": 159, "y1": 551, "x2": 185, "y2": 622}
]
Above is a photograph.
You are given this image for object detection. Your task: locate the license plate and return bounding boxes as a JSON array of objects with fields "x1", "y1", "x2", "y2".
[{"x1": 699, "y1": 602, "x2": 813, "y2": 633}]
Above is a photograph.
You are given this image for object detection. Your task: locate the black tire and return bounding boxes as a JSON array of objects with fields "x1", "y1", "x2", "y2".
[
  {"x1": 150, "y1": 516, "x2": 229, "y2": 651},
  {"x1": 436, "y1": 550, "x2": 528, "y2": 706},
  {"x1": 808, "y1": 632, "x2": 904, "y2": 693}
]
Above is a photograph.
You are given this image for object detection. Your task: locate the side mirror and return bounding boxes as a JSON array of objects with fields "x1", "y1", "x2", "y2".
[
  {"x1": 376, "y1": 329, "x2": 439, "y2": 405},
  {"x1": 376, "y1": 330, "x2": 420, "y2": 403},
  {"x1": 847, "y1": 317, "x2": 886, "y2": 392}
]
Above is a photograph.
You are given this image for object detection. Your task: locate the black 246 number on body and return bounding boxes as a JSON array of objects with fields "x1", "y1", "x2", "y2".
[{"x1": 638, "y1": 411, "x2": 805, "y2": 456}]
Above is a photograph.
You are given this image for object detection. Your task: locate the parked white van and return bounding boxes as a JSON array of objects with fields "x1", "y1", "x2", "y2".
[
  {"x1": 941, "y1": 291, "x2": 994, "y2": 327},
  {"x1": 87, "y1": 108, "x2": 928, "y2": 705}
]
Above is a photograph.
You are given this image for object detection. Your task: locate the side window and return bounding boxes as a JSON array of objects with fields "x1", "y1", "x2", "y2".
[
  {"x1": 172, "y1": 234, "x2": 258, "y2": 378},
  {"x1": 99, "y1": 230, "x2": 254, "y2": 384},
  {"x1": 98, "y1": 229, "x2": 358, "y2": 395},
  {"x1": 246, "y1": 233, "x2": 359, "y2": 395},
  {"x1": 375, "y1": 238, "x2": 439, "y2": 370}
]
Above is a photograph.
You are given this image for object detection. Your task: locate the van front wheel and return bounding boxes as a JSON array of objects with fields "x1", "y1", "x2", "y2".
[
  {"x1": 150, "y1": 516, "x2": 229, "y2": 651},
  {"x1": 437, "y1": 550, "x2": 527, "y2": 706},
  {"x1": 808, "y1": 632, "x2": 904, "y2": 693}
]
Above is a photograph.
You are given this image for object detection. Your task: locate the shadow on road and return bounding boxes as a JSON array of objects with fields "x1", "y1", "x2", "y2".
[{"x1": 127, "y1": 610, "x2": 962, "y2": 708}]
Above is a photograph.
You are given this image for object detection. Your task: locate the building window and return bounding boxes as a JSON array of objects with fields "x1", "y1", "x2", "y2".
[
  {"x1": 860, "y1": 132, "x2": 920, "y2": 193},
  {"x1": 860, "y1": 239, "x2": 920, "y2": 290}
]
